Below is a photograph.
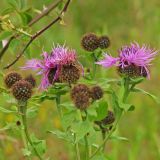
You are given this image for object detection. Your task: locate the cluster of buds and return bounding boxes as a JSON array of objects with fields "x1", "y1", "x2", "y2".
[
  {"x1": 4, "y1": 72, "x2": 36, "y2": 102},
  {"x1": 71, "y1": 84, "x2": 103, "y2": 110},
  {"x1": 81, "y1": 33, "x2": 110, "y2": 52},
  {"x1": 95, "y1": 110, "x2": 115, "y2": 132}
]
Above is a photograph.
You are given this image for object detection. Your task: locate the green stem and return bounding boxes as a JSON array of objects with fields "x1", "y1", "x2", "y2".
[
  {"x1": 75, "y1": 143, "x2": 81, "y2": 160},
  {"x1": 20, "y1": 118, "x2": 31, "y2": 160},
  {"x1": 90, "y1": 78, "x2": 131, "y2": 159},
  {"x1": 55, "y1": 95, "x2": 62, "y2": 118},
  {"x1": 81, "y1": 111, "x2": 89, "y2": 160},
  {"x1": 122, "y1": 78, "x2": 130, "y2": 103},
  {"x1": 84, "y1": 134, "x2": 89, "y2": 160},
  {"x1": 89, "y1": 116, "x2": 121, "y2": 159},
  {"x1": 92, "y1": 52, "x2": 97, "y2": 79},
  {"x1": 19, "y1": 102, "x2": 43, "y2": 160},
  {"x1": 102, "y1": 130, "x2": 106, "y2": 152}
]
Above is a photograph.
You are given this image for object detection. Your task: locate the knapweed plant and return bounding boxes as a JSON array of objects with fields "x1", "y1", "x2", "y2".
[{"x1": 0, "y1": 1, "x2": 159, "y2": 160}]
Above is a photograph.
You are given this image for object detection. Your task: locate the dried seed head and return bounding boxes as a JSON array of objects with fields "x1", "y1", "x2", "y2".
[
  {"x1": 71, "y1": 84, "x2": 90, "y2": 110},
  {"x1": 98, "y1": 36, "x2": 110, "y2": 49},
  {"x1": 4, "y1": 72, "x2": 22, "y2": 88},
  {"x1": 90, "y1": 86, "x2": 103, "y2": 101},
  {"x1": 59, "y1": 63, "x2": 81, "y2": 84},
  {"x1": 12, "y1": 80, "x2": 32, "y2": 101},
  {"x1": 81, "y1": 33, "x2": 99, "y2": 52},
  {"x1": 24, "y1": 74, "x2": 36, "y2": 88},
  {"x1": 118, "y1": 64, "x2": 147, "y2": 78}
]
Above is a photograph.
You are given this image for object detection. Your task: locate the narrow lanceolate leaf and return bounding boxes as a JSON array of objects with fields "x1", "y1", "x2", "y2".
[
  {"x1": 0, "y1": 106, "x2": 16, "y2": 113},
  {"x1": 109, "y1": 135, "x2": 129, "y2": 141},
  {"x1": 132, "y1": 88, "x2": 160, "y2": 103}
]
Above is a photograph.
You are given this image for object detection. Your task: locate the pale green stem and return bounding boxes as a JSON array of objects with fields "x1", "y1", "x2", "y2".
[
  {"x1": 92, "y1": 52, "x2": 97, "y2": 79},
  {"x1": 55, "y1": 95, "x2": 62, "y2": 118},
  {"x1": 18, "y1": 102, "x2": 43, "y2": 160},
  {"x1": 90, "y1": 78, "x2": 131, "y2": 159}
]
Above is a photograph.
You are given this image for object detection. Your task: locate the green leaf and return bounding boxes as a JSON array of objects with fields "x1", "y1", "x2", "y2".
[
  {"x1": 130, "y1": 77, "x2": 145, "y2": 84},
  {"x1": 109, "y1": 135, "x2": 129, "y2": 141},
  {"x1": 72, "y1": 120, "x2": 92, "y2": 143},
  {"x1": 132, "y1": 88, "x2": 160, "y2": 103},
  {"x1": 0, "y1": 106, "x2": 16, "y2": 114},
  {"x1": 48, "y1": 129, "x2": 74, "y2": 143},
  {"x1": 92, "y1": 154, "x2": 109, "y2": 160},
  {"x1": 30, "y1": 134, "x2": 46, "y2": 156},
  {"x1": 48, "y1": 130, "x2": 67, "y2": 140},
  {"x1": 0, "y1": 31, "x2": 12, "y2": 41},
  {"x1": 27, "y1": 107, "x2": 38, "y2": 118},
  {"x1": 95, "y1": 100, "x2": 108, "y2": 121},
  {"x1": 19, "y1": 12, "x2": 32, "y2": 25},
  {"x1": 61, "y1": 110, "x2": 78, "y2": 130},
  {"x1": 22, "y1": 148, "x2": 31, "y2": 156},
  {"x1": 0, "y1": 123, "x2": 16, "y2": 131},
  {"x1": 7, "y1": 0, "x2": 19, "y2": 9},
  {"x1": 110, "y1": 90, "x2": 123, "y2": 119},
  {"x1": 119, "y1": 102, "x2": 135, "y2": 112}
]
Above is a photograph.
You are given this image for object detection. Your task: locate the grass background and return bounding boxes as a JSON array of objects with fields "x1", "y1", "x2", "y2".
[{"x1": 0, "y1": 0, "x2": 160, "y2": 159}]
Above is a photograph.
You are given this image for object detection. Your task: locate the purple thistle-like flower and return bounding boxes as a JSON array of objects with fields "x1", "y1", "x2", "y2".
[
  {"x1": 96, "y1": 42, "x2": 158, "y2": 78},
  {"x1": 21, "y1": 45, "x2": 79, "y2": 90}
]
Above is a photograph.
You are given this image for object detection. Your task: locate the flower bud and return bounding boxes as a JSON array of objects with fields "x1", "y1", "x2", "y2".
[
  {"x1": 24, "y1": 74, "x2": 36, "y2": 88},
  {"x1": 12, "y1": 80, "x2": 32, "y2": 101},
  {"x1": 71, "y1": 84, "x2": 90, "y2": 110},
  {"x1": 98, "y1": 36, "x2": 110, "y2": 49},
  {"x1": 4, "y1": 72, "x2": 22, "y2": 88},
  {"x1": 81, "y1": 33, "x2": 99, "y2": 52},
  {"x1": 90, "y1": 86, "x2": 103, "y2": 101}
]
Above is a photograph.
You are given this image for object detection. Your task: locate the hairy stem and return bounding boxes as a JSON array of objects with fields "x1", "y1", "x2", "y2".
[
  {"x1": 75, "y1": 141, "x2": 81, "y2": 160},
  {"x1": 18, "y1": 102, "x2": 43, "y2": 160},
  {"x1": 92, "y1": 52, "x2": 97, "y2": 79},
  {"x1": 90, "y1": 78, "x2": 131, "y2": 159},
  {"x1": 55, "y1": 95, "x2": 62, "y2": 118}
]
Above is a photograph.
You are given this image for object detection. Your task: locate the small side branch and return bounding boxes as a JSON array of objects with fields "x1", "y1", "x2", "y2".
[
  {"x1": 0, "y1": 0, "x2": 63, "y2": 61},
  {"x1": 4, "y1": 0, "x2": 71, "y2": 69}
]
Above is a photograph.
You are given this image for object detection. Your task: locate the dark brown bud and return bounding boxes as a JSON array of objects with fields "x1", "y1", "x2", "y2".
[
  {"x1": 90, "y1": 86, "x2": 103, "y2": 101},
  {"x1": 12, "y1": 80, "x2": 32, "y2": 101},
  {"x1": 4, "y1": 72, "x2": 22, "y2": 88},
  {"x1": 71, "y1": 84, "x2": 91, "y2": 110},
  {"x1": 81, "y1": 33, "x2": 99, "y2": 52},
  {"x1": 24, "y1": 74, "x2": 36, "y2": 88},
  {"x1": 98, "y1": 36, "x2": 110, "y2": 49}
]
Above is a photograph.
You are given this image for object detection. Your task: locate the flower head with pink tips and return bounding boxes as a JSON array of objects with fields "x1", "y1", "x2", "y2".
[
  {"x1": 96, "y1": 42, "x2": 158, "y2": 78},
  {"x1": 21, "y1": 45, "x2": 82, "y2": 90}
]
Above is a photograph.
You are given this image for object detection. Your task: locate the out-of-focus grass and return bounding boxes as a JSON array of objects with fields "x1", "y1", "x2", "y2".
[{"x1": 0, "y1": 0, "x2": 160, "y2": 159}]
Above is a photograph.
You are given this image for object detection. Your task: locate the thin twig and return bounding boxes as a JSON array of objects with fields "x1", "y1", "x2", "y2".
[
  {"x1": 4, "y1": 0, "x2": 71, "y2": 69},
  {"x1": 0, "y1": 0, "x2": 63, "y2": 61},
  {"x1": 0, "y1": 36, "x2": 14, "y2": 60},
  {"x1": 28, "y1": 0, "x2": 63, "y2": 26}
]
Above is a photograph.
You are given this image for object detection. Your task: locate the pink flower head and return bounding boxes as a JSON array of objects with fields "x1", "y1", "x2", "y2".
[
  {"x1": 21, "y1": 45, "x2": 78, "y2": 90},
  {"x1": 96, "y1": 42, "x2": 158, "y2": 78}
]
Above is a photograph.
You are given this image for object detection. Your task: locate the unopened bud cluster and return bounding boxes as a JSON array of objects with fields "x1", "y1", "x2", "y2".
[
  {"x1": 4, "y1": 72, "x2": 36, "y2": 101},
  {"x1": 81, "y1": 33, "x2": 110, "y2": 52},
  {"x1": 71, "y1": 84, "x2": 104, "y2": 110}
]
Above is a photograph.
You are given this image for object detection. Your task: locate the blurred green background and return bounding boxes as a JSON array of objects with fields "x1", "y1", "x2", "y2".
[{"x1": 0, "y1": 0, "x2": 160, "y2": 159}]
